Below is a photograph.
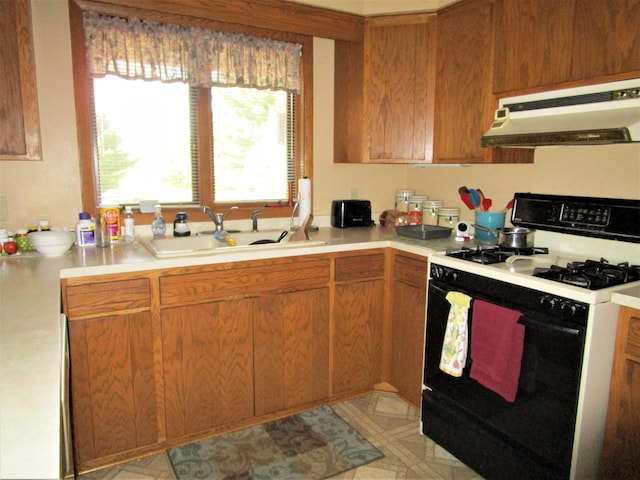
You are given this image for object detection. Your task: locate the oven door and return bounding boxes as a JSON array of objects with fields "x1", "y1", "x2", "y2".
[{"x1": 422, "y1": 281, "x2": 586, "y2": 480}]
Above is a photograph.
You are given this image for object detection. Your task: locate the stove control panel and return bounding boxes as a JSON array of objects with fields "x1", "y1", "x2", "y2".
[
  {"x1": 560, "y1": 204, "x2": 610, "y2": 227},
  {"x1": 512, "y1": 193, "x2": 640, "y2": 243}
]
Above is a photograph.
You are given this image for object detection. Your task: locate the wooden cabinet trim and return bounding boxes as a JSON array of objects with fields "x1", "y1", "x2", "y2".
[
  {"x1": 65, "y1": 278, "x2": 151, "y2": 318},
  {"x1": 72, "y1": 0, "x2": 364, "y2": 42},
  {"x1": 335, "y1": 252, "x2": 385, "y2": 282},
  {"x1": 159, "y1": 257, "x2": 331, "y2": 306}
]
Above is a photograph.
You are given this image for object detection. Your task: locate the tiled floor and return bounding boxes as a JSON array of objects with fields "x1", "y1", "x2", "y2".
[{"x1": 78, "y1": 392, "x2": 482, "y2": 480}]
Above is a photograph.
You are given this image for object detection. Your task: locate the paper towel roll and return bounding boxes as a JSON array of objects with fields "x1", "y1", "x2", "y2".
[{"x1": 298, "y1": 177, "x2": 311, "y2": 227}]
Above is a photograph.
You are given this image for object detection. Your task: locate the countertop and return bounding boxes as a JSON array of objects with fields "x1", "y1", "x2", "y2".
[
  {"x1": 611, "y1": 285, "x2": 640, "y2": 310},
  {"x1": 0, "y1": 224, "x2": 468, "y2": 480}
]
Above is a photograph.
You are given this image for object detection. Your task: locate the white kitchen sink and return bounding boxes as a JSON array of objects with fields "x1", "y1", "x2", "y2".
[{"x1": 143, "y1": 230, "x2": 325, "y2": 258}]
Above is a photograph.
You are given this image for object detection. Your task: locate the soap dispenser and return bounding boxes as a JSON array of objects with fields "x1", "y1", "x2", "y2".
[{"x1": 151, "y1": 204, "x2": 166, "y2": 239}]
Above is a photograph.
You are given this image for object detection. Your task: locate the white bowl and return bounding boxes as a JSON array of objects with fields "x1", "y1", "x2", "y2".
[{"x1": 28, "y1": 231, "x2": 75, "y2": 256}]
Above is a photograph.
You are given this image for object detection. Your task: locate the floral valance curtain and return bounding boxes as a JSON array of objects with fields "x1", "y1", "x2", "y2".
[{"x1": 82, "y1": 12, "x2": 302, "y2": 92}]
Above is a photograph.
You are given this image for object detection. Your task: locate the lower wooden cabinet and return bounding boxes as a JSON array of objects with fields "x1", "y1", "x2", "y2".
[
  {"x1": 254, "y1": 288, "x2": 330, "y2": 416},
  {"x1": 600, "y1": 305, "x2": 640, "y2": 479},
  {"x1": 162, "y1": 299, "x2": 255, "y2": 439},
  {"x1": 390, "y1": 252, "x2": 427, "y2": 407},
  {"x1": 68, "y1": 311, "x2": 158, "y2": 469},
  {"x1": 333, "y1": 253, "x2": 385, "y2": 395},
  {"x1": 63, "y1": 249, "x2": 429, "y2": 473}
]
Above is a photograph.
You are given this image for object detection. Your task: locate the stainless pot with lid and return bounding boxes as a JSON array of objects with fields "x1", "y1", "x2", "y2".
[{"x1": 472, "y1": 224, "x2": 536, "y2": 248}]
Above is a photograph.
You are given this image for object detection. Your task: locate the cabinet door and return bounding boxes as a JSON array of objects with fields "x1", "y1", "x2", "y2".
[
  {"x1": 433, "y1": 0, "x2": 532, "y2": 164},
  {"x1": 162, "y1": 299, "x2": 254, "y2": 440},
  {"x1": 254, "y1": 288, "x2": 330, "y2": 416},
  {"x1": 493, "y1": 0, "x2": 575, "y2": 93},
  {"x1": 365, "y1": 15, "x2": 436, "y2": 163},
  {"x1": 600, "y1": 306, "x2": 640, "y2": 479},
  {"x1": 333, "y1": 253, "x2": 385, "y2": 395},
  {"x1": 571, "y1": 0, "x2": 640, "y2": 80},
  {"x1": 390, "y1": 254, "x2": 427, "y2": 407},
  {"x1": 0, "y1": 0, "x2": 41, "y2": 160},
  {"x1": 68, "y1": 312, "x2": 158, "y2": 468}
]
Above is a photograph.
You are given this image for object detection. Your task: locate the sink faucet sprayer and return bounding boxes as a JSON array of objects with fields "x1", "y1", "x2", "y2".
[{"x1": 201, "y1": 205, "x2": 238, "y2": 231}]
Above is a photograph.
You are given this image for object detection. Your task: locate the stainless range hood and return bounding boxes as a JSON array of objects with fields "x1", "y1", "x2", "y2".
[{"x1": 481, "y1": 78, "x2": 640, "y2": 148}]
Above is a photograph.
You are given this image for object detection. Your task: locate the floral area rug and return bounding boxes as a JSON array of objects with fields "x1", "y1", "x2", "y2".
[{"x1": 168, "y1": 404, "x2": 383, "y2": 479}]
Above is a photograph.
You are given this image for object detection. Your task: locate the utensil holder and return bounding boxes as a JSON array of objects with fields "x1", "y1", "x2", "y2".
[{"x1": 475, "y1": 211, "x2": 506, "y2": 241}]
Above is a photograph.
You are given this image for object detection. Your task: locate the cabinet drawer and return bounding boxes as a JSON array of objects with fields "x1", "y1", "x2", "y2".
[
  {"x1": 394, "y1": 254, "x2": 427, "y2": 288},
  {"x1": 626, "y1": 315, "x2": 640, "y2": 358},
  {"x1": 335, "y1": 253, "x2": 385, "y2": 282},
  {"x1": 66, "y1": 278, "x2": 151, "y2": 318},
  {"x1": 160, "y1": 258, "x2": 330, "y2": 306}
]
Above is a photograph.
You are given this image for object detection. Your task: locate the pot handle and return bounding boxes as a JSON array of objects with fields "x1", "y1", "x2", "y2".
[{"x1": 471, "y1": 223, "x2": 498, "y2": 238}]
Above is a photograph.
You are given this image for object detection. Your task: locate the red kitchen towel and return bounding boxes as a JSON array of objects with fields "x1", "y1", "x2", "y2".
[{"x1": 469, "y1": 300, "x2": 524, "y2": 402}]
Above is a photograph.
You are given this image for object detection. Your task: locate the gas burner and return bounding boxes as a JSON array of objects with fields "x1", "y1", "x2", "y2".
[
  {"x1": 446, "y1": 246, "x2": 549, "y2": 265},
  {"x1": 533, "y1": 259, "x2": 640, "y2": 290}
]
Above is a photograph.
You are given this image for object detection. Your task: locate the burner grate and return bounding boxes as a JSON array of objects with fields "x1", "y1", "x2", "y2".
[
  {"x1": 534, "y1": 259, "x2": 640, "y2": 290},
  {"x1": 446, "y1": 246, "x2": 549, "y2": 264}
]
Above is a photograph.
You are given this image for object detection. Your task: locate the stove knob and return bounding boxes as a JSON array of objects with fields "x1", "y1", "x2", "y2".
[
  {"x1": 560, "y1": 301, "x2": 577, "y2": 316},
  {"x1": 540, "y1": 294, "x2": 556, "y2": 309}
]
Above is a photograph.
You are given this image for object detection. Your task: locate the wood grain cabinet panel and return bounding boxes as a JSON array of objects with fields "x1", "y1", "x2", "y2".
[
  {"x1": 65, "y1": 278, "x2": 151, "y2": 317},
  {"x1": 68, "y1": 312, "x2": 157, "y2": 469},
  {"x1": 0, "y1": 0, "x2": 41, "y2": 161},
  {"x1": 433, "y1": 0, "x2": 533, "y2": 164},
  {"x1": 335, "y1": 252, "x2": 385, "y2": 281},
  {"x1": 334, "y1": 14, "x2": 436, "y2": 164},
  {"x1": 254, "y1": 288, "x2": 330, "y2": 416},
  {"x1": 600, "y1": 306, "x2": 640, "y2": 479},
  {"x1": 333, "y1": 252, "x2": 385, "y2": 395},
  {"x1": 571, "y1": 0, "x2": 640, "y2": 80},
  {"x1": 160, "y1": 258, "x2": 330, "y2": 306},
  {"x1": 162, "y1": 299, "x2": 255, "y2": 439},
  {"x1": 493, "y1": 0, "x2": 575, "y2": 93},
  {"x1": 390, "y1": 253, "x2": 427, "y2": 407}
]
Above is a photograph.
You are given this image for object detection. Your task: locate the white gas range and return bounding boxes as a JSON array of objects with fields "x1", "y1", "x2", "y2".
[{"x1": 422, "y1": 194, "x2": 640, "y2": 480}]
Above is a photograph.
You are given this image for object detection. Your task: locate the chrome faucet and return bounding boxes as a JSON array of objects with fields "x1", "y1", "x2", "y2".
[
  {"x1": 251, "y1": 210, "x2": 261, "y2": 232},
  {"x1": 201, "y1": 205, "x2": 238, "y2": 231}
]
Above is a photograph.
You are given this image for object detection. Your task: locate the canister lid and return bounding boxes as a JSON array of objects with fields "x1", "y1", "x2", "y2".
[{"x1": 437, "y1": 207, "x2": 460, "y2": 215}]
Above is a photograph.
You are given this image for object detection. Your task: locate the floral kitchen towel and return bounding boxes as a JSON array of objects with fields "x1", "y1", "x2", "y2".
[{"x1": 439, "y1": 291, "x2": 472, "y2": 377}]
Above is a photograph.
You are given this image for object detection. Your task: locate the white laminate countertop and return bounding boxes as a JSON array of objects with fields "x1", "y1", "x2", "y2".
[
  {"x1": 611, "y1": 285, "x2": 640, "y2": 310},
  {"x1": 0, "y1": 225, "x2": 465, "y2": 480}
]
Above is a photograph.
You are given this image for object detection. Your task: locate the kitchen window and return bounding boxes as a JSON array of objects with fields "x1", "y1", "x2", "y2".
[
  {"x1": 70, "y1": 6, "x2": 312, "y2": 219},
  {"x1": 93, "y1": 78, "x2": 295, "y2": 206}
]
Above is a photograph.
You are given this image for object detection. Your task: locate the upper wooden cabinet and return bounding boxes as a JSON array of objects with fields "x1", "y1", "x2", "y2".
[
  {"x1": 494, "y1": 0, "x2": 640, "y2": 93},
  {"x1": 493, "y1": 0, "x2": 575, "y2": 93},
  {"x1": 433, "y1": 0, "x2": 533, "y2": 164},
  {"x1": 334, "y1": 14, "x2": 437, "y2": 164},
  {"x1": 0, "y1": 0, "x2": 41, "y2": 161},
  {"x1": 571, "y1": 0, "x2": 640, "y2": 81}
]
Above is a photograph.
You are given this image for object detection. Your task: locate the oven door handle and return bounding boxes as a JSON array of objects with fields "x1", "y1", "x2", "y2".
[
  {"x1": 517, "y1": 316, "x2": 582, "y2": 336},
  {"x1": 429, "y1": 282, "x2": 584, "y2": 336}
]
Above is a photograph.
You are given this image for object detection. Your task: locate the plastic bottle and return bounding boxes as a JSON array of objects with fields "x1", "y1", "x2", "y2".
[
  {"x1": 173, "y1": 212, "x2": 190, "y2": 237},
  {"x1": 76, "y1": 212, "x2": 96, "y2": 247},
  {"x1": 123, "y1": 206, "x2": 135, "y2": 242},
  {"x1": 151, "y1": 204, "x2": 167, "y2": 239}
]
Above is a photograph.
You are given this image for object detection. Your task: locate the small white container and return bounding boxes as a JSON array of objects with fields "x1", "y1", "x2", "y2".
[{"x1": 76, "y1": 212, "x2": 95, "y2": 247}]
